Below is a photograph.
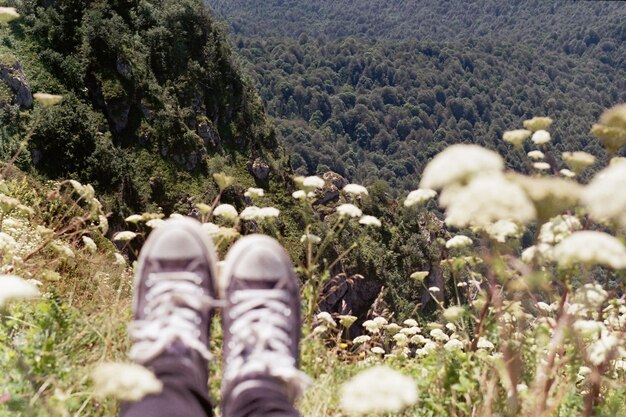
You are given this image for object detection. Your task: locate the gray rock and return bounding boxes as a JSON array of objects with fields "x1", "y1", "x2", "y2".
[
  {"x1": 0, "y1": 60, "x2": 33, "y2": 109},
  {"x1": 197, "y1": 120, "x2": 222, "y2": 151},
  {"x1": 116, "y1": 57, "x2": 133, "y2": 80},
  {"x1": 314, "y1": 171, "x2": 347, "y2": 205},
  {"x1": 249, "y1": 157, "x2": 270, "y2": 181}
]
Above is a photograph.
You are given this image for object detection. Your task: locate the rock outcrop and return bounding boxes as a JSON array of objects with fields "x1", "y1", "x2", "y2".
[
  {"x1": 0, "y1": 59, "x2": 33, "y2": 108},
  {"x1": 248, "y1": 157, "x2": 271, "y2": 182}
]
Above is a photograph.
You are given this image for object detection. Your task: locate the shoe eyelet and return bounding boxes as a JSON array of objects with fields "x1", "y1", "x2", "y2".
[{"x1": 284, "y1": 308, "x2": 291, "y2": 316}]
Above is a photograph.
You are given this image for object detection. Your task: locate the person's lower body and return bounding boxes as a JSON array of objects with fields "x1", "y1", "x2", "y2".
[{"x1": 120, "y1": 218, "x2": 307, "y2": 417}]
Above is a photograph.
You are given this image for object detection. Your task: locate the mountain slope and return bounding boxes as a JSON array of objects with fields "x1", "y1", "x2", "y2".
[{"x1": 1, "y1": 0, "x2": 281, "y2": 219}]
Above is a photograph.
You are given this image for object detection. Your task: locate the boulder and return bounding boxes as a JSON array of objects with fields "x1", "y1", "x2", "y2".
[
  {"x1": 0, "y1": 59, "x2": 33, "y2": 108},
  {"x1": 314, "y1": 171, "x2": 348, "y2": 205},
  {"x1": 249, "y1": 157, "x2": 270, "y2": 182},
  {"x1": 197, "y1": 119, "x2": 222, "y2": 151},
  {"x1": 319, "y1": 273, "x2": 383, "y2": 335}
]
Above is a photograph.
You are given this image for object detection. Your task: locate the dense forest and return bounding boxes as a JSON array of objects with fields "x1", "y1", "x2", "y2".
[{"x1": 208, "y1": 0, "x2": 626, "y2": 191}]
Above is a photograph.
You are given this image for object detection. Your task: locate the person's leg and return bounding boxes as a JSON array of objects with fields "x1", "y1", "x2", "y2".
[
  {"x1": 220, "y1": 235, "x2": 310, "y2": 417},
  {"x1": 121, "y1": 217, "x2": 219, "y2": 417}
]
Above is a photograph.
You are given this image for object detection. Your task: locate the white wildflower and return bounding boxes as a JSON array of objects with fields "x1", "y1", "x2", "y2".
[
  {"x1": 295, "y1": 175, "x2": 325, "y2": 191},
  {"x1": 0, "y1": 7, "x2": 20, "y2": 24},
  {"x1": 583, "y1": 161, "x2": 626, "y2": 228},
  {"x1": 196, "y1": 203, "x2": 212, "y2": 215},
  {"x1": 213, "y1": 173, "x2": 234, "y2": 191},
  {"x1": 445, "y1": 235, "x2": 472, "y2": 249},
  {"x1": 393, "y1": 333, "x2": 409, "y2": 345},
  {"x1": 554, "y1": 231, "x2": 626, "y2": 269},
  {"x1": 588, "y1": 333, "x2": 620, "y2": 365},
  {"x1": 213, "y1": 204, "x2": 238, "y2": 220},
  {"x1": 53, "y1": 242, "x2": 75, "y2": 259},
  {"x1": 363, "y1": 319, "x2": 382, "y2": 334},
  {"x1": 113, "y1": 231, "x2": 137, "y2": 242},
  {"x1": 373, "y1": 316, "x2": 388, "y2": 326},
  {"x1": 477, "y1": 338, "x2": 495, "y2": 350},
  {"x1": 258, "y1": 207, "x2": 280, "y2": 219},
  {"x1": 563, "y1": 151, "x2": 595, "y2": 174},
  {"x1": 416, "y1": 341, "x2": 438, "y2": 356},
  {"x1": 244, "y1": 187, "x2": 264, "y2": 198},
  {"x1": 384, "y1": 323, "x2": 402, "y2": 334},
  {"x1": 445, "y1": 323, "x2": 456, "y2": 332},
  {"x1": 0, "y1": 232, "x2": 16, "y2": 253},
  {"x1": 574, "y1": 283, "x2": 609, "y2": 309},
  {"x1": 400, "y1": 326, "x2": 421, "y2": 336},
  {"x1": 430, "y1": 328, "x2": 449, "y2": 342},
  {"x1": 503, "y1": 129, "x2": 532, "y2": 147},
  {"x1": 169, "y1": 213, "x2": 183, "y2": 219},
  {"x1": 444, "y1": 175, "x2": 536, "y2": 227},
  {"x1": 428, "y1": 286, "x2": 440, "y2": 293},
  {"x1": 533, "y1": 162, "x2": 551, "y2": 171},
  {"x1": 82, "y1": 236, "x2": 97, "y2": 254},
  {"x1": 371, "y1": 347, "x2": 386, "y2": 355},
  {"x1": 91, "y1": 362, "x2": 162, "y2": 402},
  {"x1": 403, "y1": 319, "x2": 418, "y2": 327},
  {"x1": 339, "y1": 315, "x2": 357, "y2": 328},
  {"x1": 524, "y1": 117, "x2": 553, "y2": 132},
  {"x1": 538, "y1": 215, "x2": 581, "y2": 244},
  {"x1": 114, "y1": 253, "x2": 126, "y2": 266},
  {"x1": 559, "y1": 169, "x2": 576, "y2": 178},
  {"x1": 312, "y1": 325, "x2": 328, "y2": 336},
  {"x1": 536, "y1": 302, "x2": 555, "y2": 313},
  {"x1": 573, "y1": 320, "x2": 605, "y2": 338},
  {"x1": 404, "y1": 188, "x2": 437, "y2": 207},
  {"x1": 125, "y1": 214, "x2": 144, "y2": 224},
  {"x1": 146, "y1": 219, "x2": 165, "y2": 229},
  {"x1": 485, "y1": 220, "x2": 520, "y2": 242},
  {"x1": 410, "y1": 335, "x2": 426, "y2": 344},
  {"x1": 591, "y1": 104, "x2": 626, "y2": 153},
  {"x1": 316, "y1": 312, "x2": 337, "y2": 327},
  {"x1": 0, "y1": 275, "x2": 39, "y2": 307},
  {"x1": 340, "y1": 366, "x2": 418, "y2": 415},
  {"x1": 33, "y1": 93, "x2": 63, "y2": 107},
  {"x1": 410, "y1": 271, "x2": 429, "y2": 282},
  {"x1": 510, "y1": 174, "x2": 581, "y2": 221},
  {"x1": 420, "y1": 144, "x2": 504, "y2": 190},
  {"x1": 531, "y1": 130, "x2": 551, "y2": 145},
  {"x1": 239, "y1": 206, "x2": 260, "y2": 220},
  {"x1": 444, "y1": 339, "x2": 464, "y2": 351},
  {"x1": 343, "y1": 184, "x2": 368, "y2": 196},
  {"x1": 336, "y1": 204, "x2": 362, "y2": 218},
  {"x1": 292, "y1": 190, "x2": 307, "y2": 200},
  {"x1": 300, "y1": 233, "x2": 321, "y2": 244},
  {"x1": 358, "y1": 215, "x2": 381, "y2": 227},
  {"x1": 527, "y1": 150, "x2": 545, "y2": 160},
  {"x1": 443, "y1": 306, "x2": 464, "y2": 322},
  {"x1": 352, "y1": 335, "x2": 371, "y2": 345}
]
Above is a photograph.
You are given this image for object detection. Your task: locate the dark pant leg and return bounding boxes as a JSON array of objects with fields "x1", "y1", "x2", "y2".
[
  {"x1": 227, "y1": 378, "x2": 300, "y2": 417},
  {"x1": 120, "y1": 355, "x2": 213, "y2": 417}
]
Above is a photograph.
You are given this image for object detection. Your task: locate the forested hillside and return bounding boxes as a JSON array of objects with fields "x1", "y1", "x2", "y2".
[
  {"x1": 208, "y1": 0, "x2": 626, "y2": 191},
  {"x1": 1, "y1": 0, "x2": 279, "y2": 219}
]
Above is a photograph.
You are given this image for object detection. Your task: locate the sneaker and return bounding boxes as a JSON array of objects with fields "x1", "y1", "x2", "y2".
[
  {"x1": 128, "y1": 217, "x2": 220, "y2": 373},
  {"x1": 220, "y1": 235, "x2": 310, "y2": 415}
]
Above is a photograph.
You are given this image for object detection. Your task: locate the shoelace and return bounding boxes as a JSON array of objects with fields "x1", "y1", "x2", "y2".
[
  {"x1": 224, "y1": 287, "x2": 311, "y2": 400},
  {"x1": 129, "y1": 271, "x2": 221, "y2": 364}
]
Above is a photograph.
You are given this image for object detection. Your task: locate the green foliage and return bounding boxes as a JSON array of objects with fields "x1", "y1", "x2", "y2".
[
  {"x1": 210, "y1": 0, "x2": 626, "y2": 192},
  {"x1": 1, "y1": 0, "x2": 280, "y2": 218}
]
